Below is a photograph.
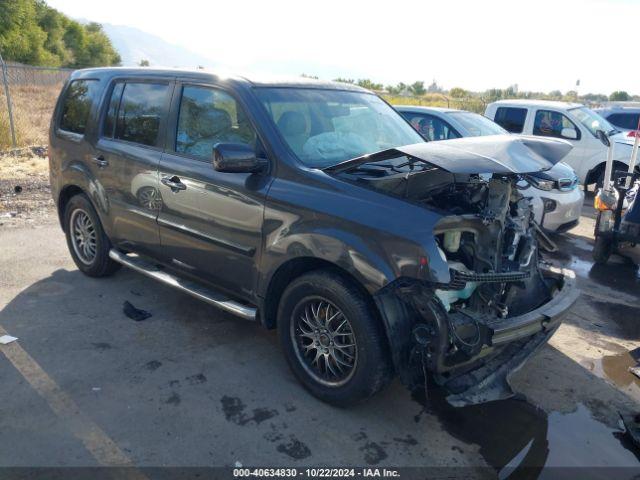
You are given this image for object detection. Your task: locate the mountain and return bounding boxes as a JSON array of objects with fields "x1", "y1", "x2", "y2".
[{"x1": 98, "y1": 23, "x2": 215, "y2": 68}]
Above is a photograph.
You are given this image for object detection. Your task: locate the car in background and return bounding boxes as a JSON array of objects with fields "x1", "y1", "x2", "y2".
[
  {"x1": 485, "y1": 100, "x2": 636, "y2": 188},
  {"x1": 396, "y1": 106, "x2": 584, "y2": 232},
  {"x1": 594, "y1": 103, "x2": 640, "y2": 137}
]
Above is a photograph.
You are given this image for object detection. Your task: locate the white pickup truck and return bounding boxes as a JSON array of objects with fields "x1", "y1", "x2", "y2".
[{"x1": 486, "y1": 100, "x2": 635, "y2": 187}]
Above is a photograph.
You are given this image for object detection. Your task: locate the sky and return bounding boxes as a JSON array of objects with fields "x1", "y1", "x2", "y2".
[{"x1": 46, "y1": 0, "x2": 639, "y2": 95}]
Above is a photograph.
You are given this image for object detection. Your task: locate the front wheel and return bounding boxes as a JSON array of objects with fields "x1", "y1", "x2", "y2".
[{"x1": 277, "y1": 271, "x2": 393, "y2": 406}]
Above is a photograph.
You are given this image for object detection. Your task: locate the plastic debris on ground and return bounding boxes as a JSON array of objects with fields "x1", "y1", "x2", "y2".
[
  {"x1": 122, "y1": 301, "x2": 152, "y2": 322},
  {"x1": 0, "y1": 335, "x2": 18, "y2": 345}
]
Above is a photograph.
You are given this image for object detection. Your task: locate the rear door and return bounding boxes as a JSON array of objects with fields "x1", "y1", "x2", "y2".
[
  {"x1": 94, "y1": 78, "x2": 174, "y2": 257},
  {"x1": 157, "y1": 82, "x2": 270, "y2": 300}
]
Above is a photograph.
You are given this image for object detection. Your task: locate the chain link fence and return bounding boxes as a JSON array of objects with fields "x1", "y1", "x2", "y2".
[
  {"x1": 0, "y1": 57, "x2": 73, "y2": 151},
  {"x1": 0, "y1": 58, "x2": 493, "y2": 152}
]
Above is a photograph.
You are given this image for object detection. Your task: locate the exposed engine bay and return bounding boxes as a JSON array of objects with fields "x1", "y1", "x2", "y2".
[{"x1": 329, "y1": 144, "x2": 579, "y2": 406}]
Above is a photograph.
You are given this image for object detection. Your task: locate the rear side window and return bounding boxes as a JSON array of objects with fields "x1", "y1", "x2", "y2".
[
  {"x1": 176, "y1": 85, "x2": 256, "y2": 159},
  {"x1": 59, "y1": 79, "x2": 100, "y2": 134},
  {"x1": 607, "y1": 112, "x2": 640, "y2": 130},
  {"x1": 103, "y1": 82, "x2": 169, "y2": 147},
  {"x1": 493, "y1": 107, "x2": 527, "y2": 133}
]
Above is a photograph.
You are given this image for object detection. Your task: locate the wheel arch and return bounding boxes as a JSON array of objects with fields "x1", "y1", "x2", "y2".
[
  {"x1": 260, "y1": 257, "x2": 380, "y2": 330},
  {"x1": 57, "y1": 184, "x2": 87, "y2": 231},
  {"x1": 56, "y1": 161, "x2": 111, "y2": 235},
  {"x1": 585, "y1": 160, "x2": 630, "y2": 186}
]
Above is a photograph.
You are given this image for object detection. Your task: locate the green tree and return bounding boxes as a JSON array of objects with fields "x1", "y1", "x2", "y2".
[
  {"x1": 139, "y1": 59, "x2": 150, "y2": 67},
  {"x1": 0, "y1": 0, "x2": 120, "y2": 67},
  {"x1": 582, "y1": 93, "x2": 608, "y2": 103},
  {"x1": 565, "y1": 90, "x2": 578, "y2": 100},
  {"x1": 409, "y1": 81, "x2": 426, "y2": 96},
  {"x1": 356, "y1": 79, "x2": 383, "y2": 91},
  {"x1": 449, "y1": 87, "x2": 468, "y2": 98},
  {"x1": 333, "y1": 77, "x2": 355, "y2": 84},
  {"x1": 609, "y1": 91, "x2": 630, "y2": 101}
]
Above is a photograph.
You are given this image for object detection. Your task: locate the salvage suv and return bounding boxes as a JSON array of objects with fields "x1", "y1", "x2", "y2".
[{"x1": 50, "y1": 68, "x2": 578, "y2": 406}]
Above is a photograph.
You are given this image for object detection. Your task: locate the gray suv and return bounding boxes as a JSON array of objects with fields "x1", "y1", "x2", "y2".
[{"x1": 49, "y1": 68, "x2": 578, "y2": 406}]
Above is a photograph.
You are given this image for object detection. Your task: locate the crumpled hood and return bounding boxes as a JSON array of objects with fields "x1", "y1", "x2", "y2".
[{"x1": 326, "y1": 135, "x2": 573, "y2": 175}]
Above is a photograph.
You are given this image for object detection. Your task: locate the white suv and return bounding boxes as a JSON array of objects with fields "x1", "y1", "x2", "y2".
[{"x1": 486, "y1": 100, "x2": 635, "y2": 187}]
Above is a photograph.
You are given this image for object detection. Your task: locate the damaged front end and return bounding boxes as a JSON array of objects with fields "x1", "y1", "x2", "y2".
[{"x1": 328, "y1": 136, "x2": 579, "y2": 406}]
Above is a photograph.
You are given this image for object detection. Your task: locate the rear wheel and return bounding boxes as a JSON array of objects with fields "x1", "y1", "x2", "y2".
[
  {"x1": 593, "y1": 234, "x2": 613, "y2": 264},
  {"x1": 64, "y1": 194, "x2": 120, "y2": 277},
  {"x1": 277, "y1": 270, "x2": 393, "y2": 406}
]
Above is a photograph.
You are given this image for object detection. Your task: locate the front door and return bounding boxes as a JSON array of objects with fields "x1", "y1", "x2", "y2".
[
  {"x1": 94, "y1": 79, "x2": 174, "y2": 257},
  {"x1": 157, "y1": 83, "x2": 270, "y2": 300},
  {"x1": 531, "y1": 108, "x2": 584, "y2": 173}
]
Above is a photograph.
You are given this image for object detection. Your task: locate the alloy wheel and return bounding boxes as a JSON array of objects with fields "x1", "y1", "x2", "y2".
[
  {"x1": 70, "y1": 208, "x2": 97, "y2": 265},
  {"x1": 290, "y1": 298, "x2": 357, "y2": 387}
]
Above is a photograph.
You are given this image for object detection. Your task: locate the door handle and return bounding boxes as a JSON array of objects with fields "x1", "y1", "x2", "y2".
[
  {"x1": 92, "y1": 155, "x2": 108, "y2": 167},
  {"x1": 161, "y1": 175, "x2": 187, "y2": 192}
]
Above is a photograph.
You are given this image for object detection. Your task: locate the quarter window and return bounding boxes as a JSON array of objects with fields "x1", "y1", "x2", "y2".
[
  {"x1": 59, "y1": 79, "x2": 100, "y2": 134},
  {"x1": 107, "y1": 82, "x2": 169, "y2": 147},
  {"x1": 607, "y1": 112, "x2": 640, "y2": 131},
  {"x1": 494, "y1": 107, "x2": 527, "y2": 133},
  {"x1": 403, "y1": 113, "x2": 460, "y2": 141},
  {"x1": 176, "y1": 86, "x2": 256, "y2": 159},
  {"x1": 533, "y1": 110, "x2": 580, "y2": 140}
]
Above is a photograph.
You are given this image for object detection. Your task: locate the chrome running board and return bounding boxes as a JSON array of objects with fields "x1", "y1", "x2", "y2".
[{"x1": 108, "y1": 249, "x2": 257, "y2": 321}]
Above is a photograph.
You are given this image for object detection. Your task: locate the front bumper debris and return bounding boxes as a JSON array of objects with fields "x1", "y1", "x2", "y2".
[{"x1": 375, "y1": 267, "x2": 579, "y2": 407}]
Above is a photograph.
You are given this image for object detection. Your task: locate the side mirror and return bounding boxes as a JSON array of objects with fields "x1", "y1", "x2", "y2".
[
  {"x1": 561, "y1": 128, "x2": 578, "y2": 140},
  {"x1": 213, "y1": 143, "x2": 268, "y2": 173},
  {"x1": 595, "y1": 129, "x2": 610, "y2": 147}
]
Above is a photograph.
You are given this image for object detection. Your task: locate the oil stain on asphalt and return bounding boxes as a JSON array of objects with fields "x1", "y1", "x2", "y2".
[
  {"x1": 276, "y1": 436, "x2": 311, "y2": 460},
  {"x1": 413, "y1": 388, "x2": 640, "y2": 477},
  {"x1": 220, "y1": 396, "x2": 279, "y2": 426},
  {"x1": 585, "y1": 298, "x2": 640, "y2": 340}
]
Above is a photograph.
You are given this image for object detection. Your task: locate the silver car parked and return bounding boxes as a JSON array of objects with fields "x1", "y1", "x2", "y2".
[{"x1": 396, "y1": 106, "x2": 584, "y2": 232}]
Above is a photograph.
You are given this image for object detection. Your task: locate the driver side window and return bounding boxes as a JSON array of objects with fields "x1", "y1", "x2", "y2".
[
  {"x1": 176, "y1": 86, "x2": 256, "y2": 159},
  {"x1": 533, "y1": 110, "x2": 580, "y2": 140},
  {"x1": 404, "y1": 113, "x2": 460, "y2": 141}
]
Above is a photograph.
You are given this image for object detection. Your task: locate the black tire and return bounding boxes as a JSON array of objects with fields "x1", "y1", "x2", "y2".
[
  {"x1": 593, "y1": 234, "x2": 613, "y2": 264},
  {"x1": 63, "y1": 194, "x2": 120, "y2": 277},
  {"x1": 277, "y1": 270, "x2": 393, "y2": 406},
  {"x1": 595, "y1": 168, "x2": 605, "y2": 191}
]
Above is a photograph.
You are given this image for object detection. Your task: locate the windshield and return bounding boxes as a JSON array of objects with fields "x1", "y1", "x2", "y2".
[
  {"x1": 569, "y1": 106, "x2": 616, "y2": 137},
  {"x1": 255, "y1": 88, "x2": 423, "y2": 168},
  {"x1": 446, "y1": 111, "x2": 507, "y2": 137}
]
